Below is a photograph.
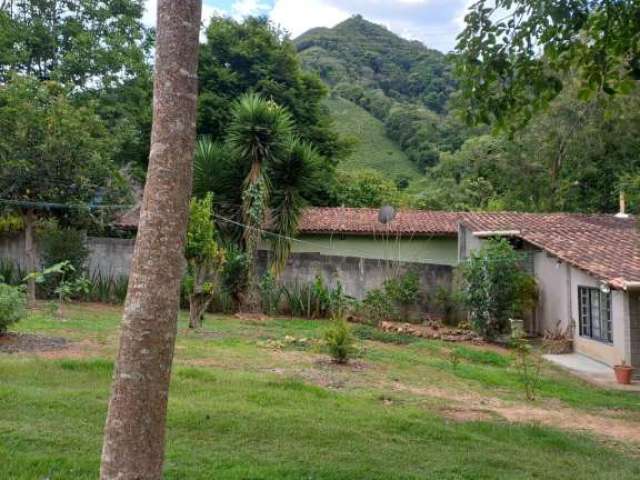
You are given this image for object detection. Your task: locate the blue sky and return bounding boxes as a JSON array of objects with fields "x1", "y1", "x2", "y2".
[{"x1": 143, "y1": 0, "x2": 473, "y2": 53}]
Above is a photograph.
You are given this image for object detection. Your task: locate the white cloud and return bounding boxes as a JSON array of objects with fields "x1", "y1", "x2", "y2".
[
  {"x1": 231, "y1": 0, "x2": 270, "y2": 20},
  {"x1": 270, "y1": 0, "x2": 350, "y2": 38},
  {"x1": 143, "y1": 0, "x2": 473, "y2": 52}
]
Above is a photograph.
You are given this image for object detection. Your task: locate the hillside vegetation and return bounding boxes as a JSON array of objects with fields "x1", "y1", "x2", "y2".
[
  {"x1": 295, "y1": 16, "x2": 470, "y2": 195},
  {"x1": 327, "y1": 96, "x2": 417, "y2": 180}
]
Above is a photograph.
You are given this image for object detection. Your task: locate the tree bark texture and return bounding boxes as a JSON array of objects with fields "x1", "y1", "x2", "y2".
[
  {"x1": 99, "y1": 1, "x2": 202, "y2": 479},
  {"x1": 23, "y1": 209, "x2": 37, "y2": 306}
]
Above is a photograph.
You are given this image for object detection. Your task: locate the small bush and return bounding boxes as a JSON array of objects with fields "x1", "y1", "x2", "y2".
[
  {"x1": 460, "y1": 238, "x2": 537, "y2": 340},
  {"x1": 362, "y1": 288, "x2": 394, "y2": 324},
  {"x1": 323, "y1": 317, "x2": 354, "y2": 364},
  {"x1": 0, "y1": 283, "x2": 26, "y2": 333}
]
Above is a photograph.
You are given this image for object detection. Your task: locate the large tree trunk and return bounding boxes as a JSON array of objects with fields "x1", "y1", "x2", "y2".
[
  {"x1": 23, "y1": 209, "x2": 37, "y2": 306},
  {"x1": 99, "y1": 2, "x2": 202, "y2": 479}
]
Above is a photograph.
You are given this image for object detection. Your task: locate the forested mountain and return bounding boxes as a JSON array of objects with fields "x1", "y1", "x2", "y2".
[
  {"x1": 295, "y1": 15, "x2": 640, "y2": 214},
  {"x1": 296, "y1": 15, "x2": 455, "y2": 113},
  {"x1": 294, "y1": 16, "x2": 474, "y2": 194}
]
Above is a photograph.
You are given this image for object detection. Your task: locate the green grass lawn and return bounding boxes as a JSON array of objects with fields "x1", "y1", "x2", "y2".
[{"x1": 1, "y1": 303, "x2": 639, "y2": 479}]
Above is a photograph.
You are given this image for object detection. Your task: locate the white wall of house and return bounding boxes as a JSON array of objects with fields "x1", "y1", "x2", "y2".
[{"x1": 459, "y1": 225, "x2": 633, "y2": 368}]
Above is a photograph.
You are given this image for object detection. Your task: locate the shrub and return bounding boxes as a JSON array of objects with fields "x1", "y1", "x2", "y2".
[
  {"x1": 0, "y1": 282, "x2": 26, "y2": 333},
  {"x1": 323, "y1": 317, "x2": 354, "y2": 364},
  {"x1": 38, "y1": 223, "x2": 89, "y2": 298},
  {"x1": 259, "y1": 271, "x2": 282, "y2": 315},
  {"x1": 384, "y1": 271, "x2": 420, "y2": 320},
  {"x1": 361, "y1": 271, "x2": 422, "y2": 323},
  {"x1": 362, "y1": 288, "x2": 394, "y2": 324},
  {"x1": 460, "y1": 238, "x2": 537, "y2": 340}
]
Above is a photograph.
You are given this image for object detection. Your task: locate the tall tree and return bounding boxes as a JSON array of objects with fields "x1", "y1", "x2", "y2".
[
  {"x1": 456, "y1": 0, "x2": 640, "y2": 127},
  {"x1": 0, "y1": 76, "x2": 127, "y2": 303},
  {"x1": 198, "y1": 15, "x2": 350, "y2": 198},
  {"x1": 0, "y1": 0, "x2": 150, "y2": 89},
  {"x1": 99, "y1": 1, "x2": 202, "y2": 478}
]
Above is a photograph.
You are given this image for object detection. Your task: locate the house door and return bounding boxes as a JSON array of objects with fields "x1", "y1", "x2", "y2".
[{"x1": 630, "y1": 292, "x2": 640, "y2": 379}]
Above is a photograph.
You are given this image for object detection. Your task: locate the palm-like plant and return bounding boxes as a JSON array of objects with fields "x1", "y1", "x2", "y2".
[
  {"x1": 193, "y1": 94, "x2": 322, "y2": 313},
  {"x1": 268, "y1": 137, "x2": 321, "y2": 274},
  {"x1": 227, "y1": 93, "x2": 292, "y2": 311}
]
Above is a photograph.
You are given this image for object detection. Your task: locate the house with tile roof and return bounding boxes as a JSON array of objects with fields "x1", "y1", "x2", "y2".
[{"x1": 112, "y1": 205, "x2": 640, "y2": 372}]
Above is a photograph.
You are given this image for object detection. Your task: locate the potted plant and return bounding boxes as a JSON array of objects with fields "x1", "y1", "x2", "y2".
[{"x1": 613, "y1": 361, "x2": 635, "y2": 385}]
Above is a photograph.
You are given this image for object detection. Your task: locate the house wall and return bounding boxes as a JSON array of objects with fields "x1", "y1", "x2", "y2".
[
  {"x1": 629, "y1": 292, "x2": 640, "y2": 377},
  {"x1": 459, "y1": 227, "x2": 632, "y2": 368},
  {"x1": 286, "y1": 234, "x2": 459, "y2": 266}
]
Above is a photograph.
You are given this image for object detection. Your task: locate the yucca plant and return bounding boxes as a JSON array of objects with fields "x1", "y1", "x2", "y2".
[
  {"x1": 227, "y1": 93, "x2": 292, "y2": 312},
  {"x1": 268, "y1": 137, "x2": 320, "y2": 274}
]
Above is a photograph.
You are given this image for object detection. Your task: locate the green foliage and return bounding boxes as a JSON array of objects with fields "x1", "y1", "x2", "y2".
[
  {"x1": 0, "y1": 282, "x2": 26, "y2": 333},
  {"x1": 0, "y1": 259, "x2": 24, "y2": 286},
  {"x1": 456, "y1": 1, "x2": 640, "y2": 127},
  {"x1": 297, "y1": 15, "x2": 455, "y2": 113},
  {"x1": 323, "y1": 317, "x2": 354, "y2": 364},
  {"x1": 268, "y1": 137, "x2": 322, "y2": 273},
  {"x1": 0, "y1": 213, "x2": 23, "y2": 234},
  {"x1": 298, "y1": 16, "x2": 473, "y2": 186},
  {"x1": 362, "y1": 288, "x2": 394, "y2": 324},
  {"x1": 325, "y1": 96, "x2": 419, "y2": 184},
  {"x1": 334, "y1": 169, "x2": 402, "y2": 208},
  {"x1": 362, "y1": 272, "x2": 422, "y2": 323},
  {"x1": 511, "y1": 337, "x2": 543, "y2": 402},
  {"x1": 185, "y1": 194, "x2": 219, "y2": 264},
  {"x1": 259, "y1": 271, "x2": 282, "y2": 316},
  {"x1": 384, "y1": 272, "x2": 420, "y2": 306},
  {"x1": 0, "y1": 76, "x2": 129, "y2": 226},
  {"x1": 39, "y1": 224, "x2": 89, "y2": 277},
  {"x1": 198, "y1": 16, "x2": 349, "y2": 167},
  {"x1": 85, "y1": 272, "x2": 128, "y2": 305},
  {"x1": 0, "y1": 1, "x2": 150, "y2": 89},
  {"x1": 460, "y1": 239, "x2": 536, "y2": 340}
]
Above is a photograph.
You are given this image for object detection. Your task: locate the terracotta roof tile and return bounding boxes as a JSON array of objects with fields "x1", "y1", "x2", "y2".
[
  {"x1": 114, "y1": 206, "x2": 639, "y2": 285},
  {"x1": 298, "y1": 207, "x2": 460, "y2": 236},
  {"x1": 460, "y1": 212, "x2": 639, "y2": 285}
]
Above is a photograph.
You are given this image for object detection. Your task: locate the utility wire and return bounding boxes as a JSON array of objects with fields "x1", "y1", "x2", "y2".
[{"x1": 0, "y1": 197, "x2": 525, "y2": 264}]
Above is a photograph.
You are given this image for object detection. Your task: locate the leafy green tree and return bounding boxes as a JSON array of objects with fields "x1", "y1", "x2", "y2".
[
  {"x1": 456, "y1": 0, "x2": 640, "y2": 127},
  {"x1": 460, "y1": 238, "x2": 535, "y2": 340},
  {"x1": 185, "y1": 193, "x2": 225, "y2": 329},
  {"x1": 0, "y1": 76, "x2": 128, "y2": 303},
  {"x1": 268, "y1": 137, "x2": 323, "y2": 273},
  {"x1": 0, "y1": 1, "x2": 153, "y2": 173},
  {"x1": 198, "y1": 16, "x2": 349, "y2": 170},
  {"x1": 334, "y1": 169, "x2": 402, "y2": 208},
  {"x1": 0, "y1": 0, "x2": 151, "y2": 88}
]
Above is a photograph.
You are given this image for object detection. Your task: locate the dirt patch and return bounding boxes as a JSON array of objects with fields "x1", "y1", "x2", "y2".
[
  {"x1": 390, "y1": 382, "x2": 640, "y2": 444},
  {"x1": 0, "y1": 333, "x2": 68, "y2": 354},
  {"x1": 36, "y1": 339, "x2": 105, "y2": 360}
]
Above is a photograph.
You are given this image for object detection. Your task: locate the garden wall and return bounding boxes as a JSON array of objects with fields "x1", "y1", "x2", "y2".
[
  {"x1": 1, "y1": 233, "x2": 453, "y2": 317},
  {"x1": 257, "y1": 250, "x2": 453, "y2": 317}
]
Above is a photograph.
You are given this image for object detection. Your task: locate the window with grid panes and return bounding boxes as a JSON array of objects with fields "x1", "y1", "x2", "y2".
[{"x1": 578, "y1": 286, "x2": 612, "y2": 343}]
